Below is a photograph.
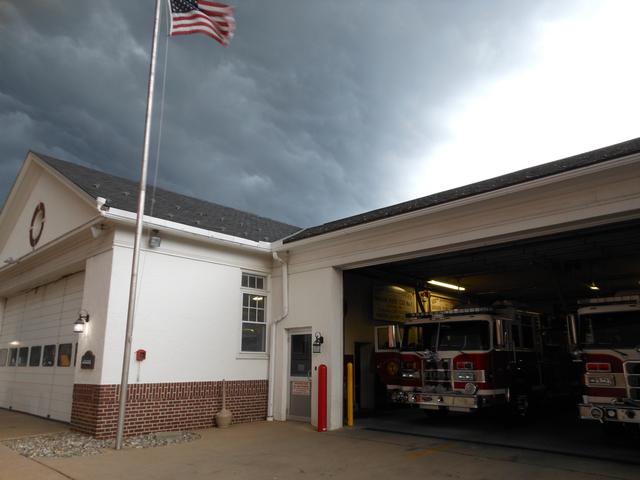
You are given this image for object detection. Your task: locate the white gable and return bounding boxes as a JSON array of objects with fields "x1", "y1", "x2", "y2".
[{"x1": 0, "y1": 153, "x2": 98, "y2": 263}]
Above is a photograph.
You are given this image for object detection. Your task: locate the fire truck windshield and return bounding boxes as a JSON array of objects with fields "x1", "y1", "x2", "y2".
[
  {"x1": 579, "y1": 311, "x2": 640, "y2": 349},
  {"x1": 438, "y1": 321, "x2": 490, "y2": 351},
  {"x1": 401, "y1": 324, "x2": 437, "y2": 351},
  {"x1": 401, "y1": 321, "x2": 490, "y2": 352}
]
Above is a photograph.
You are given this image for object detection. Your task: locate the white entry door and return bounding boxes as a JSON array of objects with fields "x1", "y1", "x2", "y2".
[
  {"x1": 287, "y1": 329, "x2": 312, "y2": 421},
  {"x1": 0, "y1": 272, "x2": 84, "y2": 422}
]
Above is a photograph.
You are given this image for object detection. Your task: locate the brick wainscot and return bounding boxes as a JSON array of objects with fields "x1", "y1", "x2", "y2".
[{"x1": 71, "y1": 380, "x2": 268, "y2": 438}]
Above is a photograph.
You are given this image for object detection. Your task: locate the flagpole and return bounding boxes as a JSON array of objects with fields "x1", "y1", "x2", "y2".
[{"x1": 115, "y1": 0, "x2": 162, "y2": 450}]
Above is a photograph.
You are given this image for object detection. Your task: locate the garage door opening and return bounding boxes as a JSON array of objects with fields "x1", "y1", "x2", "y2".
[{"x1": 342, "y1": 219, "x2": 640, "y2": 459}]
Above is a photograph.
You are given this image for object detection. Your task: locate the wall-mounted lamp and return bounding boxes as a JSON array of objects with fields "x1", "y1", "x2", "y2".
[
  {"x1": 73, "y1": 310, "x2": 90, "y2": 333},
  {"x1": 588, "y1": 281, "x2": 600, "y2": 291},
  {"x1": 148, "y1": 229, "x2": 161, "y2": 248},
  {"x1": 313, "y1": 332, "x2": 324, "y2": 354}
]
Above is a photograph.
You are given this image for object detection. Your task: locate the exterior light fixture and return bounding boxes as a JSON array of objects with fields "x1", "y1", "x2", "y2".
[
  {"x1": 427, "y1": 279, "x2": 466, "y2": 291},
  {"x1": 74, "y1": 310, "x2": 90, "y2": 333},
  {"x1": 313, "y1": 332, "x2": 324, "y2": 353},
  {"x1": 9, "y1": 340, "x2": 20, "y2": 346},
  {"x1": 148, "y1": 229, "x2": 161, "y2": 248},
  {"x1": 588, "y1": 282, "x2": 600, "y2": 291}
]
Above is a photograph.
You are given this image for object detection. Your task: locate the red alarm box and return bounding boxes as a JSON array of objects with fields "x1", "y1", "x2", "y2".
[{"x1": 135, "y1": 349, "x2": 146, "y2": 361}]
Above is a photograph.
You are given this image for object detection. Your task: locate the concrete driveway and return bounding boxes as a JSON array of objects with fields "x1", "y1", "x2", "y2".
[
  {"x1": 0, "y1": 409, "x2": 637, "y2": 480},
  {"x1": 0, "y1": 409, "x2": 68, "y2": 440}
]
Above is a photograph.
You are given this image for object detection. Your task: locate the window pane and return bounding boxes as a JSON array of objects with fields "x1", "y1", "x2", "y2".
[
  {"x1": 0, "y1": 348, "x2": 7, "y2": 366},
  {"x1": 241, "y1": 323, "x2": 266, "y2": 352},
  {"x1": 242, "y1": 273, "x2": 248, "y2": 287},
  {"x1": 8, "y1": 348, "x2": 17, "y2": 366},
  {"x1": 243, "y1": 293, "x2": 249, "y2": 307},
  {"x1": 18, "y1": 347, "x2": 28, "y2": 366},
  {"x1": 511, "y1": 325, "x2": 521, "y2": 348},
  {"x1": 290, "y1": 334, "x2": 311, "y2": 376},
  {"x1": 29, "y1": 346, "x2": 42, "y2": 367},
  {"x1": 522, "y1": 326, "x2": 534, "y2": 349},
  {"x1": 249, "y1": 309, "x2": 257, "y2": 322},
  {"x1": 242, "y1": 307, "x2": 248, "y2": 321},
  {"x1": 58, "y1": 344, "x2": 72, "y2": 367},
  {"x1": 257, "y1": 309, "x2": 264, "y2": 323},
  {"x1": 249, "y1": 276, "x2": 256, "y2": 288},
  {"x1": 42, "y1": 345, "x2": 56, "y2": 367},
  {"x1": 256, "y1": 277, "x2": 264, "y2": 289}
]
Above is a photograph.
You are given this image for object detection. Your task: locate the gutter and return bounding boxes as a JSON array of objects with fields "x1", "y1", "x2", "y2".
[
  {"x1": 99, "y1": 203, "x2": 272, "y2": 253},
  {"x1": 267, "y1": 251, "x2": 288, "y2": 420}
]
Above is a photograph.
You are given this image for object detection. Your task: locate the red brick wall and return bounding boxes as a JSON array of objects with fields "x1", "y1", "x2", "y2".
[{"x1": 71, "y1": 380, "x2": 267, "y2": 438}]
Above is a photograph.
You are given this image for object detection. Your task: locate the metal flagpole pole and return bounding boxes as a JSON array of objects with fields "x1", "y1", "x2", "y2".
[{"x1": 115, "y1": 0, "x2": 162, "y2": 450}]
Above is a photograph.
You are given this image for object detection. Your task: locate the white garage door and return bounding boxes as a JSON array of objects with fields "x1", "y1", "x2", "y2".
[{"x1": 0, "y1": 272, "x2": 84, "y2": 422}]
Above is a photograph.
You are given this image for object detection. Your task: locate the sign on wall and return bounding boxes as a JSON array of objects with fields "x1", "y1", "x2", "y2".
[
  {"x1": 425, "y1": 292, "x2": 458, "y2": 312},
  {"x1": 373, "y1": 285, "x2": 415, "y2": 322}
]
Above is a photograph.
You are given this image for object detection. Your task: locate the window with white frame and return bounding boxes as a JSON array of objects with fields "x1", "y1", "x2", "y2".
[{"x1": 241, "y1": 272, "x2": 267, "y2": 352}]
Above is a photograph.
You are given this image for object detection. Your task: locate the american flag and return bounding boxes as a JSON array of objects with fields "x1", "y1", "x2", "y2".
[{"x1": 168, "y1": 0, "x2": 236, "y2": 46}]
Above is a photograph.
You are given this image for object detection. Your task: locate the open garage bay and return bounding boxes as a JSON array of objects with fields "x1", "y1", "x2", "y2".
[{"x1": 343, "y1": 219, "x2": 640, "y2": 462}]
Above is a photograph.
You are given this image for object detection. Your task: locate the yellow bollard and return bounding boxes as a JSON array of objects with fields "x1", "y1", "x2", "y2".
[{"x1": 347, "y1": 362, "x2": 354, "y2": 426}]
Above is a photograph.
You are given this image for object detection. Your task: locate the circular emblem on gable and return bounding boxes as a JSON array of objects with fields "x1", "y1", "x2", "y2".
[{"x1": 29, "y1": 202, "x2": 46, "y2": 247}]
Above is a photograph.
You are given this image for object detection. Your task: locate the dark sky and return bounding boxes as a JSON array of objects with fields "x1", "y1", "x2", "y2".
[{"x1": 1, "y1": 1, "x2": 638, "y2": 228}]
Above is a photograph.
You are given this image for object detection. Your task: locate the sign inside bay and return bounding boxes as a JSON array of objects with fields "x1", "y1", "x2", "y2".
[{"x1": 373, "y1": 285, "x2": 415, "y2": 322}]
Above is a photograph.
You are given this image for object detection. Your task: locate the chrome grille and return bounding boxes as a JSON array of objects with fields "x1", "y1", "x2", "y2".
[
  {"x1": 624, "y1": 361, "x2": 640, "y2": 400},
  {"x1": 422, "y1": 358, "x2": 452, "y2": 392}
]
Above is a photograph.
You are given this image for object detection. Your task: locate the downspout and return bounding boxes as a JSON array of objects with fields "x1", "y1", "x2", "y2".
[{"x1": 267, "y1": 251, "x2": 288, "y2": 420}]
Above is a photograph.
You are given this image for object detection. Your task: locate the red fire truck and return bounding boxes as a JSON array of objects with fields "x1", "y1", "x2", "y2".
[
  {"x1": 569, "y1": 294, "x2": 640, "y2": 426},
  {"x1": 375, "y1": 305, "x2": 545, "y2": 415}
]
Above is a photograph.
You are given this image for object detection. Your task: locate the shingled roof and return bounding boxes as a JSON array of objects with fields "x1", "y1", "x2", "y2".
[
  {"x1": 36, "y1": 153, "x2": 301, "y2": 243},
  {"x1": 284, "y1": 136, "x2": 640, "y2": 244}
]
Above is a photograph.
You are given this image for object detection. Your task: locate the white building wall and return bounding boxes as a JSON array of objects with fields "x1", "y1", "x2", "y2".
[
  {"x1": 273, "y1": 266, "x2": 343, "y2": 429},
  {"x1": 98, "y1": 227, "x2": 273, "y2": 385},
  {"x1": 74, "y1": 249, "x2": 114, "y2": 385},
  {"x1": 0, "y1": 164, "x2": 96, "y2": 263}
]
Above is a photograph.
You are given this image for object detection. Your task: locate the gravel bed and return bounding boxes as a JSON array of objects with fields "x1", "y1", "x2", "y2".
[{"x1": 2, "y1": 431, "x2": 201, "y2": 458}]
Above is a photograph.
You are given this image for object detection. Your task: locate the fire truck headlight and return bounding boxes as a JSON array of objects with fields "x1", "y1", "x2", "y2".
[
  {"x1": 407, "y1": 393, "x2": 416, "y2": 403},
  {"x1": 464, "y1": 383, "x2": 478, "y2": 395},
  {"x1": 454, "y1": 371, "x2": 476, "y2": 382},
  {"x1": 606, "y1": 409, "x2": 617, "y2": 419},
  {"x1": 590, "y1": 407, "x2": 604, "y2": 420}
]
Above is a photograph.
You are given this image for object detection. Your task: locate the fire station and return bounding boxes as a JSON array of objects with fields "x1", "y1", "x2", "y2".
[{"x1": 0, "y1": 137, "x2": 639, "y2": 438}]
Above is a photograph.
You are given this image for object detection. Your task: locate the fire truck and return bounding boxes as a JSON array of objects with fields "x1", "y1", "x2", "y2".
[
  {"x1": 568, "y1": 294, "x2": 640, "y2": 426},
  {"x1": 375, "y1": 305, "x2": 545, "y2": 415}
]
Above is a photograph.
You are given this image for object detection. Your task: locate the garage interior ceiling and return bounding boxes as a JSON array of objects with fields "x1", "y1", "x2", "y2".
[{"x1": 354, "y1": 219, "x2": 640, "y2": 310}]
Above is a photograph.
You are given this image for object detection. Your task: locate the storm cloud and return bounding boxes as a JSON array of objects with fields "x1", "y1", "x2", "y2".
[{"x1": 0, "y1": 1, "x2": 599, "y2": 227}]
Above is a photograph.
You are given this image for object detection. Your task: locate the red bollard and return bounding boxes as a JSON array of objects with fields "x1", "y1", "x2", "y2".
[{"x1": 318, "y1": 364, "x2": 327, "y2": 432}]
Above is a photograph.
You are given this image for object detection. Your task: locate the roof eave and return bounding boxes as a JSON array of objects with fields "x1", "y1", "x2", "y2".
[
  {"x1": 102, "y1": 206, "x2": 274, "y2": 253},
  {"x1": 279, "y1": 152, "x2": 640, "y2": 250}
]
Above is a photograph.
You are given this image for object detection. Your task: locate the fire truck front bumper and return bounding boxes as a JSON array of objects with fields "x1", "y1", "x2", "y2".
[
  {"x1": 413, "y1": 392, "x2": 504, "y2": 412},
  {"x1": 579, "y1": 403, "x2": 640, "y2": 424}
]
